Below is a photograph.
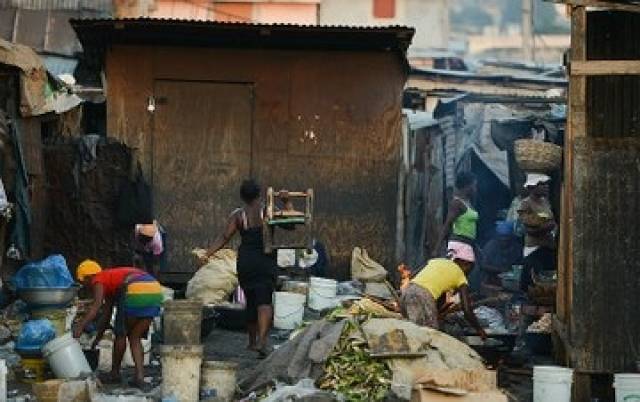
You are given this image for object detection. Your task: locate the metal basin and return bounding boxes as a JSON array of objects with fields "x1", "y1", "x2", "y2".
[{"x1": 18, "y1": 286, "x2": 79, "y2": 308}]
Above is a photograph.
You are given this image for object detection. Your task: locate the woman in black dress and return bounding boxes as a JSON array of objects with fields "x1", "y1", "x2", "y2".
[{"x1": 202, "y1": 180, "x2": 276, "y2": 357}]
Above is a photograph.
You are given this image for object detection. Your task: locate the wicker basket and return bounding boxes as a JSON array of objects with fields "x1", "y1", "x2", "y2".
[{"x1": 514, "y1": 139, "x2": 562, "y2": 172}]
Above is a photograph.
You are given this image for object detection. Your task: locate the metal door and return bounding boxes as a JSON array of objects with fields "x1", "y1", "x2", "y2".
[{"x1": 152, "y1": 80, "x2": 253, "y2": 272}]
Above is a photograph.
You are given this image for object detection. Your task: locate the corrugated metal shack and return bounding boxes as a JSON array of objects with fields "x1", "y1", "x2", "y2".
[
  {"x1": 0, "y1": 0, "x2": 112, "y2": 75},
  {"x1": 403, "y1": 68, "x2": 566, "y2": 256},
  {"x1": 554, "y1": 1, "x2": 640, "y2": 400},
  {"x1": 71, "y1": 18, "x2": 415, "y2": 279}
]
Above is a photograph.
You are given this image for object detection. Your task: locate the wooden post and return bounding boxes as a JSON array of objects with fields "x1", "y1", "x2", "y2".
[{"x1": 557, "y1": 4, "x2": 586, "y2": 345}]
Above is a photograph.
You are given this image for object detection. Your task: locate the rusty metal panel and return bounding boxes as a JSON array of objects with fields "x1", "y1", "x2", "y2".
[
  {"x1": 45, "y1": 10, "x2": 81, "y2": 55},
  {"x1": 586, "y1": 11, "x2": 640, "y2": 138},
  {"x1": 106, "y1": 45, "x2": 406, "y2": 277},
  {"x1": 152, "y1": 80, "x2": 253, "y2": 272},
  {"x1": 13, "y1": 9, "x2": 46, "y2": 50},
  {"x1": 0, "y1": 9, "x2": 15, "y2": 41},
  {"x1": 571, "y1": 138, "x2": 640, "y2": 371}
]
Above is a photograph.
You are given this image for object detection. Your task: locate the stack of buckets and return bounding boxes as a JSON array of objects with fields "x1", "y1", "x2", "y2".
[
  {"x1": 161, "y1": 300, "x2": 238, "y2": 402},
  {"x1": 274, "y1": 277, "x2": 338, "y2": 330}
]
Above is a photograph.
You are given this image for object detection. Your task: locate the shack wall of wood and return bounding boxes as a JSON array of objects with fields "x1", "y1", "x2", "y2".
[
  {"x1": 558, "y1": 7, "x2": 640, "y2": 381},
  {"x1": 105, "y1": 45, "x2": 406, "y2": 278}
]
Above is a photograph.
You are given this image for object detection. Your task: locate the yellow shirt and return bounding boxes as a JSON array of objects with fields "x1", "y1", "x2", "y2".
[{"x1": 411, "y1": 258, "x2": 468, "y2": 300}]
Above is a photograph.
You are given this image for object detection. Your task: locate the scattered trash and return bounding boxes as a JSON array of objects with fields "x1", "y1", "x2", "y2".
[
  {"x1": 527, "y1": 313, "x2": 552, "y2": 334},
  {"x1": 318, "y1": 320, "x2": 391, "y2": 401},
  {"x1": 336, "y1": 281, "x2": 363, "y2": 296},
  {"x1": 264, "y1": 379, "x2": 340, "y2": 402},
  {"x1": 473, "y1": 306, "x2": 507, "y2": 333},
  {"x1": 15, "y1": 320, "x2": 56, "y2": 352}
]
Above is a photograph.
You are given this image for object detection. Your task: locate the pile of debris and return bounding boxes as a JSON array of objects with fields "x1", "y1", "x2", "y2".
[{"x1": 239, "y1": 299, "x2": 506, "y2": 401}]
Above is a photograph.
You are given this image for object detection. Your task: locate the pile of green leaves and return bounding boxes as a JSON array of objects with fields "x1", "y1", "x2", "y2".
[{"x1": 317, "y1": 320, "x2": 392, "y2": 402}]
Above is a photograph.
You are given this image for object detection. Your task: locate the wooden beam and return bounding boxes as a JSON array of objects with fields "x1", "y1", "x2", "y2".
[
  {"x1": 571, "y1": 60, "x2": 640, "y2": 75},
  {"x1": 558, "y1": 4, "x2": 586, "y2": 335},
  {"x1": 549, "y1": 0, "x2": 640, "y2": 13}
]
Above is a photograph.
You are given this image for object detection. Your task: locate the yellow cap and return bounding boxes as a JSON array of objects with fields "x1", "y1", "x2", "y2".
[{"x1": 76, "y1": 259, "x2": 102, "y2": 282}]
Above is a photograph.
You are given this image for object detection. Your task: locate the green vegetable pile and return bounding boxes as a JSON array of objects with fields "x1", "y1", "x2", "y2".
[{"x1": 317, "y1": 320, "x2": 392, "y2": 401}]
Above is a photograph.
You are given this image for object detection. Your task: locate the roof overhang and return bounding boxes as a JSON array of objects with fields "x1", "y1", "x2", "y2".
[{"x1": 71, "y1": 18, "x2": 415, "y2": 57}]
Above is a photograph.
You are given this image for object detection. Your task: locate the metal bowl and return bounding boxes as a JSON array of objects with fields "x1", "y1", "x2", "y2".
[{"x1": 18, "y1": 286, "x2": 79, "y2": 307}]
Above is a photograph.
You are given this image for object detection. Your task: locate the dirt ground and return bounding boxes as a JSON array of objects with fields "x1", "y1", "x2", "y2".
[{"x1": 5, "y1": 327, "x2": 538, "y2": 401}]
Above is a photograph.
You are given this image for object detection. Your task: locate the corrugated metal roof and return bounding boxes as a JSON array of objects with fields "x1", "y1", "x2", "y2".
[
  {"x1": 71, "y1": 17, "x2": 415, "y2": 54},
  {"x1": 411, "y1": 67, "x2": 567, "y2": 87},
  {"x1": 0, "y1": 0, "x2": 111, "y2": 11},
  {"x1": 71, "y1": 17, "x2": 414, "y2": 32}
]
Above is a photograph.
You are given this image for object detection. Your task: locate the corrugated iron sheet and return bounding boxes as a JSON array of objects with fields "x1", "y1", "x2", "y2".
[
  {"x1": 571, "y1": 138, "x2": 640, "y2": 371},
  {"x1": 71, "y1": 17, "x2": 415, "y2": 56},
  {"x1": 0, "y1": 0, "x2": 111, "y2": 11}
]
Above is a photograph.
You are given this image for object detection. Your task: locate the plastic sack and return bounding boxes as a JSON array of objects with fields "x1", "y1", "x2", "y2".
[
  {"x1": 186, "y1": 249, "x2": 238, "y2": 305},
  {"x1": 12, "y1": 255, "x2": 74, "y2": 290},
  {"x1": 15, "y1": 319, "x2": 56, "y2": 351},
  {"x1": 233, "y1": 286, "x2": 246, "y2": 307},
  {"x1": 262, "y1": 379, "x2": 339, "y2": 402},
  {"x1": 351, "y1": 247, "x2": 387, "y2": 282},
  {"x1": 473, "y1": 306, "x2": 507, "y2": 333}
]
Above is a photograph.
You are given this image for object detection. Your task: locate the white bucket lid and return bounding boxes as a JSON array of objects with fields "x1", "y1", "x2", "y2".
[
  {"x1": 275, "y1": 291, "x2": 306, "y2": 303},
  {"x1": 533, "y1": 365, "x2": 574, "y2": 382},
  {"x1": 614, "y1": 373, "x2": 640, "y2": 387},
  {"x1": 310, "y1": 277, "x2": 336, "y2": 286}
]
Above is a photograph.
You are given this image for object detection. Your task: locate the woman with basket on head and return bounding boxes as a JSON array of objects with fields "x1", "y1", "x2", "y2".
[{"x1": 517, "y1": 174, "x2": 557, "y2": 292}]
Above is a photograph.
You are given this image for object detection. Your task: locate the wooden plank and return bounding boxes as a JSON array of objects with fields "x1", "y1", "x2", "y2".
[
  {"x1": 551, "y1": 0, "x2": 640, "y2": 13},
  {"x1": 572, "y1": 60, "x2": 640, "y2": 75},
  {"x1": 558, "y1": 5, "x2": 587, "y2": 341}
]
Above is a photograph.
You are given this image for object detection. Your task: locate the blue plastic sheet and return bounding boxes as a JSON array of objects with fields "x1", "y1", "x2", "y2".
[
  {"x1": 15, "y1": 319, "x2": 56, "y2": 351},
  {"x1": 12, "y1": 255, "x2": 74, "y2": 290}
]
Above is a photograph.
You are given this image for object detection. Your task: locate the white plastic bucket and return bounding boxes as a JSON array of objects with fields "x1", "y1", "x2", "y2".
[
  {"x1": 533, "y1": 365, "x2": 573, "y2": 402},
  {"x1": 274, "y1": 292, "x2": 306, "y2": 330},
  {"x1": 614, "y1": 373, "x2": 640, "y2": 402},
  {"x1": 42, "y1": 333, "x2": 92, "y2": 379},
  {"x1": 308, "y1": 277, "x2": 337, "y2": 311},
  {"x1": 201, "y1": 361, "x2": 238, "y2": 401},
  {"x1": 160, "y1": 345, "x2": 203, "y2": 402}
]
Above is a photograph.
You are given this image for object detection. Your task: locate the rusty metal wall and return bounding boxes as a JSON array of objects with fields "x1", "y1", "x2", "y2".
[
  {"x1": 571, "y1": 138, "x2": 640, "y2": 372},
  {"x1": 566, "y1": 10, "x2": 640, "y2": 372},
  {"x1": 152, "y1": 80, "x2": 253, "y2": 272},
  {"x1": 106, "y1": 46, "x2": 406, "y2": 277},
  {"x1": 587, "y1": 11, "x2": 640, "y2": 138}
]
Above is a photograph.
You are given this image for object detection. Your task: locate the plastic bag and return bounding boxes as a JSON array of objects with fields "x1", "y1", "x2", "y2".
[
  {"x1": 473, "y1": 306, "x2": 507, "y2": 333},
  {"x1": 351, "y1": 247, "x2": 387, "y2": 282},
  {"x1": 186, "y1": 249, "x2": 238, "y2": 305},
  {"x1": 12, "y1": 255, "x2": 74, "y2": 289},
  {"x1": 15, "y1": 320, "x2": 56, "y2": 351}
]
